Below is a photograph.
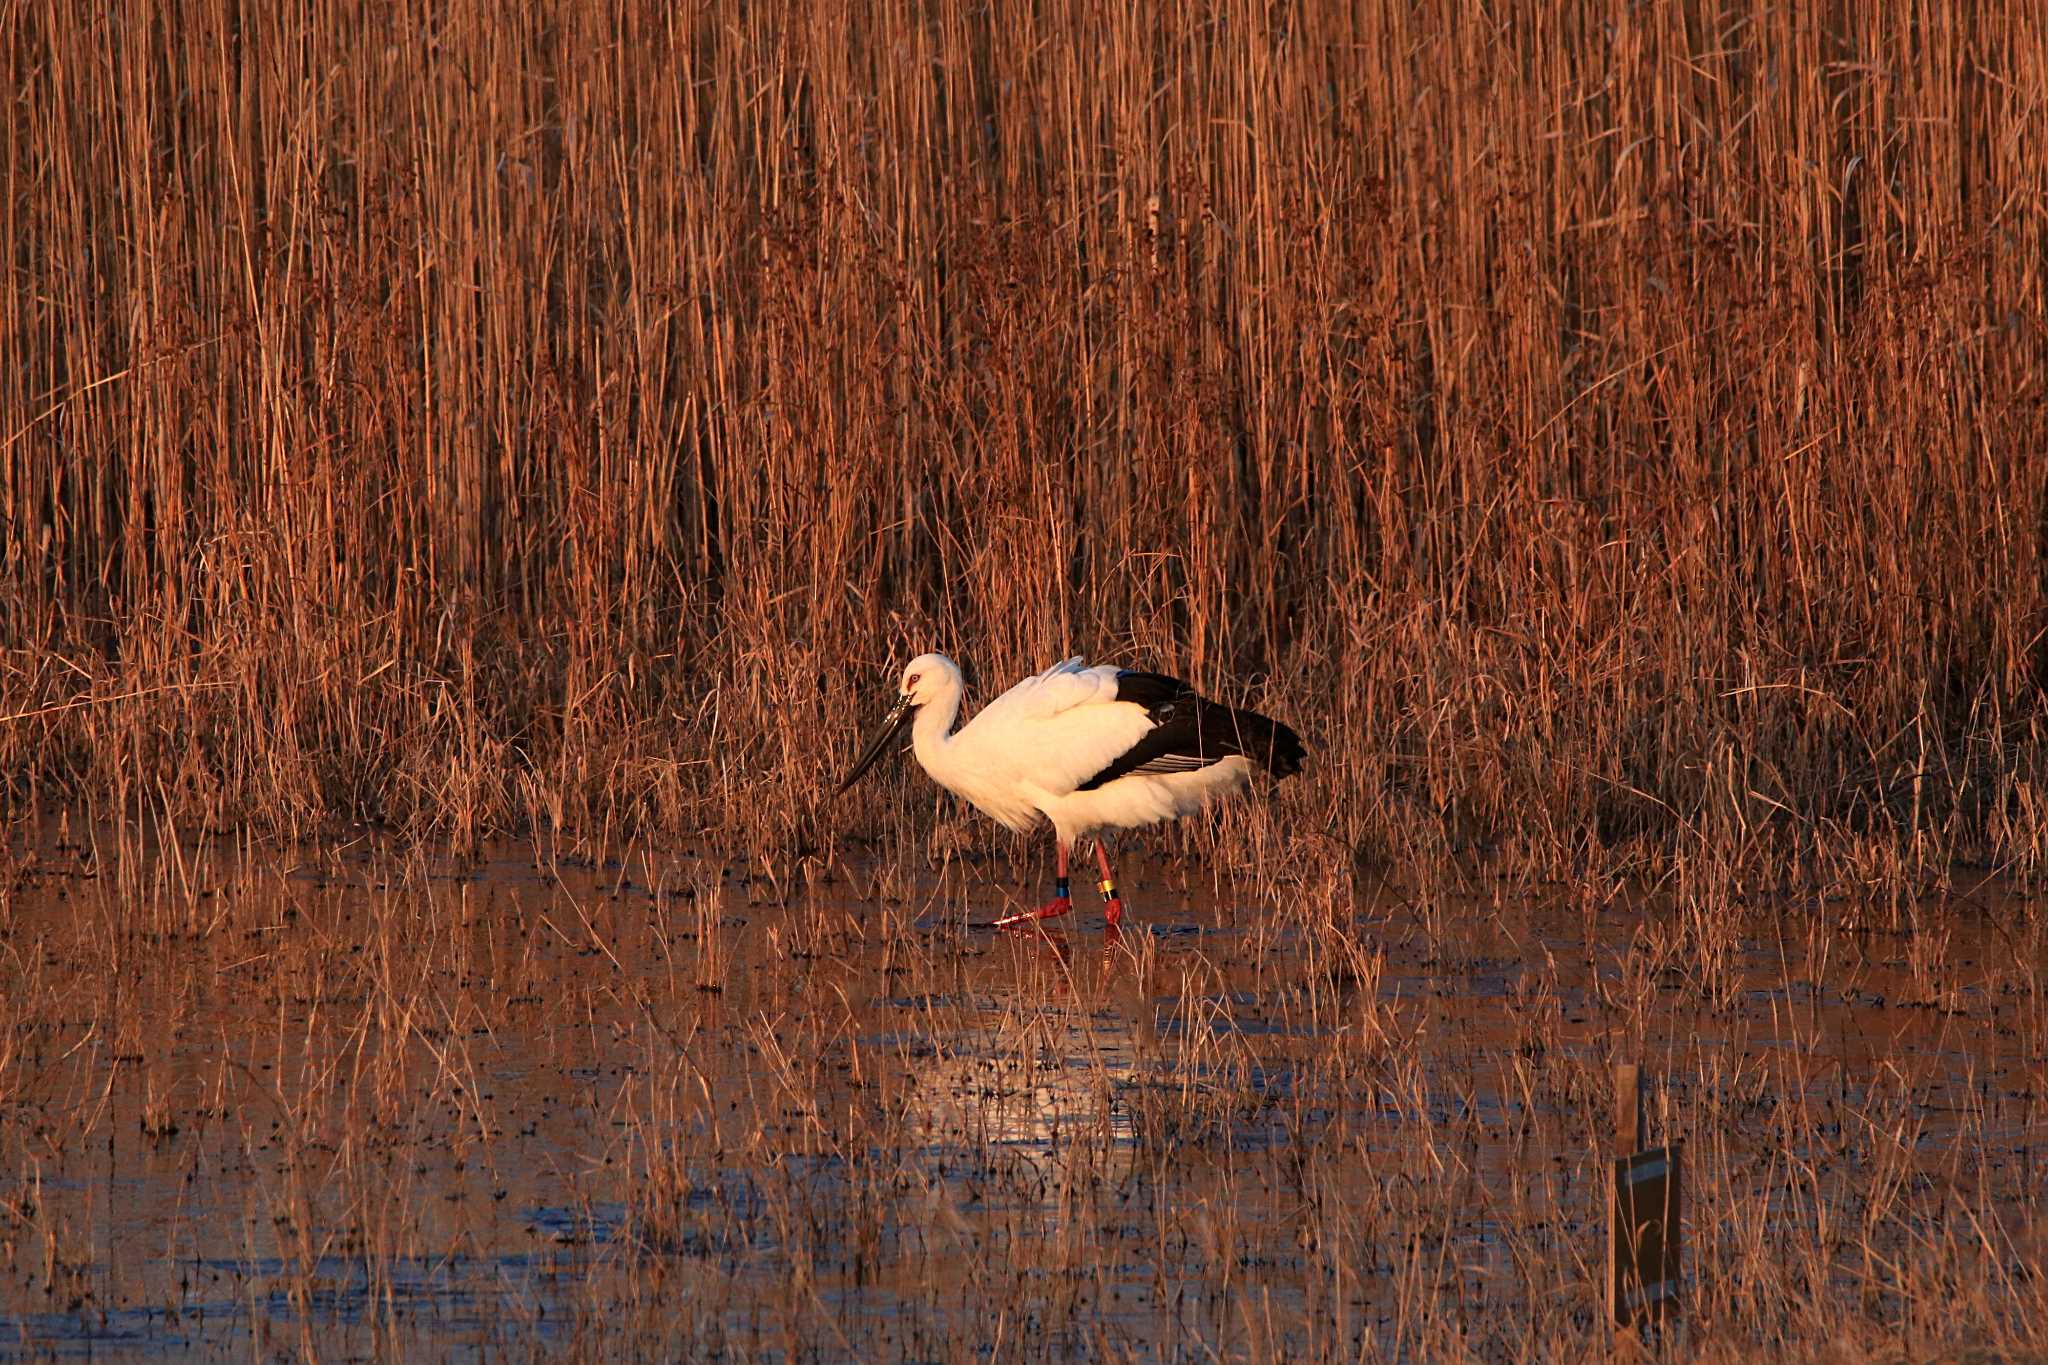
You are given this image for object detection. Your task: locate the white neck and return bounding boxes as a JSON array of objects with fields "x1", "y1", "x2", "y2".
[{"x1": 910, "y1": 677, "x2": 965, "y2": 783}]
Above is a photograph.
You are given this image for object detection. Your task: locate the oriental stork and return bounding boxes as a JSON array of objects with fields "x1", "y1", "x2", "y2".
[{"x1": 837, "y1": 654, "x2": 1306, "y2": 928}]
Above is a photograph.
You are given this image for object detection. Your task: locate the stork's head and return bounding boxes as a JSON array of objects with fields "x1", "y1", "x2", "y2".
[
  {"x1": 837, "y1": 652, "x2": 961, "y2": 796},
  {"x1": 896, "y1": 653, "x2": 960, "y2": 707}
]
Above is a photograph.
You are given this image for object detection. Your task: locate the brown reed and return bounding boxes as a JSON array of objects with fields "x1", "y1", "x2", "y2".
[{"x1": 2, "y1": 0, "x2": 2044, "y2": 895}]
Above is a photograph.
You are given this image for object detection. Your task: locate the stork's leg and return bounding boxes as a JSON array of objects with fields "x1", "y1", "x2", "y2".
[
  {"x1": 1093, "y1": 840, "x2": 1126, "y2": 928},
  {"x1": 990, "y1": 840, "x2": 1072, "y2": 928}
]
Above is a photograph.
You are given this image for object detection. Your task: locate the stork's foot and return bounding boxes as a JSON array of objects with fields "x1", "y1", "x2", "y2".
[
  {"x1": 989, "y1": 896, "x2": 1072, "y2": 930},
  {"x1": 1094, "y1": 863, "x2": 1126, "y2": 930}
]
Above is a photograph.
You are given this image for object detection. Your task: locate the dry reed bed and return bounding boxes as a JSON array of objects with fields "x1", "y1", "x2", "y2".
[
  {"x1": 1, "y1": 2, "x2": 2043, "y2": 890},
  {"x1": 0, "y1": 833, "x2": 2040, "y2": 1359}
]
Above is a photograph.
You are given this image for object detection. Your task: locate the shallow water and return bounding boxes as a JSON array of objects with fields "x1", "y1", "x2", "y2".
[{"x1": 0, "y1": 835, "x2": 2038, "y2": 1359}]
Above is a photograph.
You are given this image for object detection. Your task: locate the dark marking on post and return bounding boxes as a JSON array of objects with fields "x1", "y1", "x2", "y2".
[
  {"x1": 1610, "y1": 1143, "x2": 1683, "y2": 1330},
  {"x1": 1608, "y1": 1062, "x2": 1682, "y2": 1335}
]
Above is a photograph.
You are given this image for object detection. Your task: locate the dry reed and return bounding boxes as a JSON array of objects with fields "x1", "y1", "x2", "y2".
[
  {"x1": 4, "y1": 1, "x2": 2045, "y2": 894},
  {"x1": 7, "y1": 7, "x2": 2047, "y2": 1353},
  {"x1": 0, "y1": 835, "x2": 2041, "y2": 1358}
]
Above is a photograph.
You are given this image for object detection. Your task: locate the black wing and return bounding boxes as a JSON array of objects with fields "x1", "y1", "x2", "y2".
[
  {"x1": 1104, "y1": 670, "x2": 1191, "y2": 719},
  {"x1": 1076, "y1": 670, "x2": 1307, "y2": 790}
]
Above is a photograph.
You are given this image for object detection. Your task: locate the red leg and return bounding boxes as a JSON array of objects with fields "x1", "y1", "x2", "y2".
[
  {"x1": 991, "y1": 840, "x2": 1072, "y2": 928},
  {"x1": 1094, "y1": 840, "x2": 1126, "y2": 928}
]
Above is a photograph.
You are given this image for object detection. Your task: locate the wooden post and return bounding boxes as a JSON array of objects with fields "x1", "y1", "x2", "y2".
[
  {"x1": 1614, "y1": 1061, "x2": 1642, "y2": 1154},
  {"x1": 1608, "y1": 1061, "x2": 1682, "y2": 1342}
]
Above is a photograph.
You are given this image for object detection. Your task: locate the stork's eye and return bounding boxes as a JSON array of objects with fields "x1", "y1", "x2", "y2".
[{"x1": 906, "y1": 673, "x2": 923, "y2": 690}]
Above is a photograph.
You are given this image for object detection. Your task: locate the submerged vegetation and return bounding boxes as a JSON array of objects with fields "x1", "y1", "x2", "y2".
[
  {"x1": 1, "y1": 840, "x2": 2043, "y2": 1360},
  {"x1": 2, "y1": 2, "x2": 2046, "y2": 1359}
]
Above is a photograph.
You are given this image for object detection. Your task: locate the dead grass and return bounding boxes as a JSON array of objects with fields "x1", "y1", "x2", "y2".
[
  {"x1": 1, "y1": 0, "x2": 2044, "y2": 895},
  {"x1": 1, "y1": 5, "x2": 2046, "y2": 1355},
  {"x1": 0, "y1": 834, "x2": 2040, "y2": 1359}
]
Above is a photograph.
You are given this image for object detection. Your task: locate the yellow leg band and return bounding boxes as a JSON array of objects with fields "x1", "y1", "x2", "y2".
[{"x1": 1099, "y1": 879, "x2": 1117, "y2": 898}]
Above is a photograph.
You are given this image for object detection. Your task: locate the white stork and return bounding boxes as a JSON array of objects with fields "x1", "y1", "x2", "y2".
[{"x1": 837, "y1": 654, "x2": 1306, "y2": 928}]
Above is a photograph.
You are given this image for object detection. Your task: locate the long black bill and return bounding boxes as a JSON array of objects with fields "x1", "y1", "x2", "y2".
[{"x1": 835, "y1": 698, "x2": 915, "y2": 796}]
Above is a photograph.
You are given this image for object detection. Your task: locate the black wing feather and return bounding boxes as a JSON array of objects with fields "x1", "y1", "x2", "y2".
[
  {"x1": 1105, "y1": 670, "x2": 1190, "y2": 719},
  {"x1": 1076, "y1": 670, "x2": 1307, "y2": 791}
]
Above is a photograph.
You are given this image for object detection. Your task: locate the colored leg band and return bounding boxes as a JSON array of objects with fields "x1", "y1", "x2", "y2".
[
  {"x1": 1099, "y1": 879, "x2": 1117, "y2": 898},
  {"x1": 1056, "y1": 877, "x2": 1070, "y2": 899}
]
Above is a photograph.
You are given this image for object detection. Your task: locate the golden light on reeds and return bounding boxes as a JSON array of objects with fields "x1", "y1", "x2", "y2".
[
  {"x1": 5, "y1": 1, "x2": 2043, "y2": 889},
  {"x1": 1, "y1": 11, "x2": 2045, "y2": 1350}
]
